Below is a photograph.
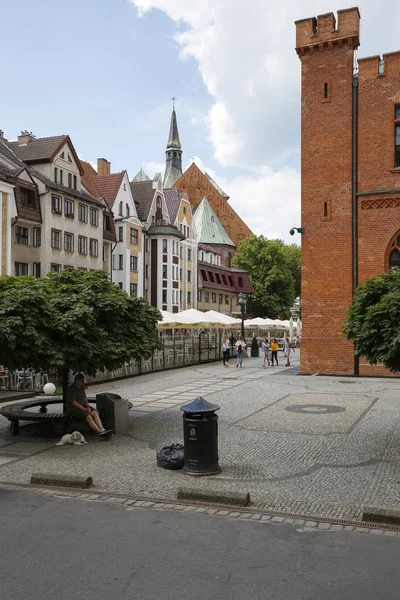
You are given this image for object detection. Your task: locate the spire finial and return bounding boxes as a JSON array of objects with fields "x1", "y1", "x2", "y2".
[{"x1": 171, "y1": 95, "x2": 177, "y2": 109}]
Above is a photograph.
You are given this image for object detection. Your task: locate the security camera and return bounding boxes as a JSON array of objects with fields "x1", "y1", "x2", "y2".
[{"x1": 289, "y1": 228, "x2": 295, "y2": 236}]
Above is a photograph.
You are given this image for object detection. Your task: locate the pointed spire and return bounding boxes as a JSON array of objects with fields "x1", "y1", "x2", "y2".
[
  {"x1": 164, "y1": 99, "x2": 183, "y2": 188},
  {"x1": 166, "y1": 105, "x2": 182, "y2": 151}
]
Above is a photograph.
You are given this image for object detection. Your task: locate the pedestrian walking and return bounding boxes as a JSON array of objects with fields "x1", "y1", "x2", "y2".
[
  {"x1": 261, "y1": 337, "x2": 270, "y2": 367},
  {"x1": 270, "y1": 338, "x2": 279, "y2": 366},
  {"x1": 283, "y1": 337, "x2": 292, "y2": 366},
  {"x1": 235, "y1": 336, "x2": 246, "y2": 368},
  {"x1": 222, "y1": 334, "x2": 230, "y2": 367}
]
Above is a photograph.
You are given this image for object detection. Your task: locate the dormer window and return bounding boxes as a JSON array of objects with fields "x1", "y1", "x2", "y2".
[{"x1": 20, "y1": 188, "x2": 35, "y2": 208}]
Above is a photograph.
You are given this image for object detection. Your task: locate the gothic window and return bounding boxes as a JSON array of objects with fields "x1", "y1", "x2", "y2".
[{"x1": 388, "y1": 234, "x2": 400, "y2": 269}]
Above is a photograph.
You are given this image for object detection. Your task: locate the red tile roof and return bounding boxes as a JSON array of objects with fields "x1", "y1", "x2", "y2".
[{"x1": 83, "y1": 172, "x2": 124, "y2": 210}]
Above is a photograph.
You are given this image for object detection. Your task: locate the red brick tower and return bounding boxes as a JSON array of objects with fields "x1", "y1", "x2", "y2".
[{"x1": 295, "y1": 9, "x2": 360, "y2": 374}]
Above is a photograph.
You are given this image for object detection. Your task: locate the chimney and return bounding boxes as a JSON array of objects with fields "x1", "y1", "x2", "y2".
[
  {"x1": 97, "y1": 158, "x2": 111, "y2": 176},
  {"x1": 0, "y1": 130, "x2": 3, "y2": 139},
  {"x1": 18, "y1": 130, "x2": 35, "y2": 145}
]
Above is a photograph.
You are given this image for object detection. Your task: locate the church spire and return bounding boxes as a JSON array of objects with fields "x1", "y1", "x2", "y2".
[{"x1": 164, "y1": 98, "x2": 183, "y2": 188}]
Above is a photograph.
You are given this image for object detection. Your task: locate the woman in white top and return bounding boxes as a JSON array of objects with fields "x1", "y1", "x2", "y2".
[
  {"x1": 261, "y1": 338, "x2": 270, "y2": 367},
  {"x1": 222, "y1": 335, "x2": 230, "y2": 367},
  {"x1": 235, "y1": 336, "x2": 246, "y2": 368},
  {"x1": 284, "y1": 337, "x2": 292, "y2": 366}
]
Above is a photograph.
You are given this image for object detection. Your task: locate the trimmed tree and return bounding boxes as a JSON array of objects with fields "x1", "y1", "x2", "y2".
[
  {"x1": 344, "y1": 269, "x2": 400, "y2": 372},
  {"x1": 0, "y1": 270, "x2": 161, "y2": 407}
]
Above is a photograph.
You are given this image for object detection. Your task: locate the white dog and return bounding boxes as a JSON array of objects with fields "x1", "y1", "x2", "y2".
[{"x1": 56, "y1": 431, "x2": 88, "y2": 446}]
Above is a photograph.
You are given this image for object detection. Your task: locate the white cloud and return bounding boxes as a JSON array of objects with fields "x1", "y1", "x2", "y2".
[
  {"x1": 142, "y1": 161, "x2": 165, "y2": 178},
  {"x1": 133, "y1": 0, "x2": 400, "y2": 168},
  {"x1": 132, "y1": 0, "x2": 399, "y2": 239}
]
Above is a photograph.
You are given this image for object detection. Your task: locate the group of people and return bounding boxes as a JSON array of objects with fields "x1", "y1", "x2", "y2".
[
  {"x1": 222, "y1": 335, "x2": 294, "y2": 369},
  {"x1": 222, "y1": 335, "x2": 246, "y2": 368},
  {"x1": 261, "y1": 338, "x2": 293, "y2": 367}
]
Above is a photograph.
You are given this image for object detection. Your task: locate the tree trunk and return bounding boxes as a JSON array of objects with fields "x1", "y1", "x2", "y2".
[{"x1": 62, "y1": 367, "x2": 69, "y2": 414}]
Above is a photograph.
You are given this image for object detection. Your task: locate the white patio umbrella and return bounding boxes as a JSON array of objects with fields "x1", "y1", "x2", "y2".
[
  {"x1": 289, "y1": 317, "x2": 294, "y2": 338},
  {"x1": 204, "y1": 310, "x2": 241, "y2": 326}
]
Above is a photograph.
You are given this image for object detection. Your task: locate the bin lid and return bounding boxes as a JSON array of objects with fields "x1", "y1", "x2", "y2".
[{"x1": 180, "y1": 396, "x2": 220, "y2": 413}]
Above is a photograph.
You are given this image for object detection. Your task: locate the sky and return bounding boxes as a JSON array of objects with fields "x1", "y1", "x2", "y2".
[{"x1": 1, "y1": 0, "x2": 399, "y2": 243}]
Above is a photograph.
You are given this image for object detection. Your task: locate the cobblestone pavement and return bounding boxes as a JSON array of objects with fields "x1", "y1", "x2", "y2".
[{"x1": 1, "y1": 351, "x2": 400, "y2": 521}]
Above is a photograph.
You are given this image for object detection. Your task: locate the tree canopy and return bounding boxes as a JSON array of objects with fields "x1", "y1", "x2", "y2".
[
  {"x1": 344, "y1": 269, "x2": 400, "y2": 372},
  {"x1": 233, "y1": 235, "x2": 300, "y2": 318},
  {"x1": 0, "y1": 269, "x2": 161, "y2": 375}
]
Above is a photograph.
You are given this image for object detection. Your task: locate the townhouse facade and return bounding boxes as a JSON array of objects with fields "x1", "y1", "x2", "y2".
[
  {"x1": 81, "y1": 159, "x2": 143, "y2": 296},
  {"x1": 197, "y1": 244, "x2": 253, "y2": 315},
  {"x1": 1, "y1": 132, "x2": 115, "y2": 278},
  {"x1": 164, "y1": 187, "x2": 198, "y2": 310}
]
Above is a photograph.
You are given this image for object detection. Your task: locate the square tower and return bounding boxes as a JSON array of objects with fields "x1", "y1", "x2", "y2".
[{"x1": 295, "y1": 8, "x2": 360, "y2": 374}]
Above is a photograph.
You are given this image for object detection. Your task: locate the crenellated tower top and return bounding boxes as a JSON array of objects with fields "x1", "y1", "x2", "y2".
[{"x1": 295, "y1": 7, "x2": 360, "y2": 57}]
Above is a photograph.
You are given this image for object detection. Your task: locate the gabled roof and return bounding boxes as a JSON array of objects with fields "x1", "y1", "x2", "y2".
[
  {"x1": 164, "y1": 188, "x2": 181, "y2": 225},
  {"x1": 5, "y1": 135, "x2": 84, "y2": 175},
  {"x1": 80, "y1": 160, "x2": 97, "y2": 176},
  {"x1": 132, "y1": 168, "x2": 150, "y2": 182},
  {"x1": 205, "y1": 172, "x2": 230, "y2": 200},
  {"x1": 130, "y1": 179, "x2": 155, "y2": 222},
  {"x1": 193, "y1": 197, "x2": 235, "y2": 247},
  {"x1": 84, "y1": 172, "x2": 125, "y2": 210}
]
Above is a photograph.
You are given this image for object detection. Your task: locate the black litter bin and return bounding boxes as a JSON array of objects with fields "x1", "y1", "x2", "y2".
[
  {"x1": 96, "y1": 393, "x2": 122, "y2": 432},
  {"x1": 180, "y1": 397, "x2": 220, "y2": 476}
]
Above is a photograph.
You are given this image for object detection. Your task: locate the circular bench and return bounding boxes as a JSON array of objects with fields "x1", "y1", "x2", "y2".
[{"x1": 0, "y1": 397, "x2": 132, "y2": 436}]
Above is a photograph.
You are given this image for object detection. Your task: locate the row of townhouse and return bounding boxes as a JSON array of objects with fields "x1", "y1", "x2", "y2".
[
  {"x1": 0, "y1": 125, "x2": 252, "y2": 315},
  {"x1": 0, "y1": 130, "x2": 199, "y2": 313}
]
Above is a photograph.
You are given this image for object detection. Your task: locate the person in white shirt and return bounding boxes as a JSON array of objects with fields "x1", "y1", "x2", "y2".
[
  {"x1": 235, "y1": 336, "x2": 246, "y2": 368},
  {"x1": 261, "y1": 338, "x2": 270, "y2": 367},
  {"x1": 222, "y1": 334, "x2": 230, "y2": 367}
]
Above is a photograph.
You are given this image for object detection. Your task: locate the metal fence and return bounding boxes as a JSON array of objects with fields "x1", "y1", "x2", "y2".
[{"x1": 85, "y1": 333, "x2": 239, "y2": 384}]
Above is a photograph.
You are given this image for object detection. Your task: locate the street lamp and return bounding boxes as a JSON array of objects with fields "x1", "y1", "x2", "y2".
[{"x1": 238, "y1": 292, "x2": 246, "y2": 341}]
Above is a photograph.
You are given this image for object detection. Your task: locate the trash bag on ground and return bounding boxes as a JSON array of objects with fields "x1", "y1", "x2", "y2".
[{"x1": 157, "y1": 444, "x2": 184, "y2": 470}]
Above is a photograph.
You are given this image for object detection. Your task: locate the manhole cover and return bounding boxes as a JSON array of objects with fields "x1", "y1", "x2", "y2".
[{"x1": 285, "y1": 404, "x2": 346, "y2": 415}]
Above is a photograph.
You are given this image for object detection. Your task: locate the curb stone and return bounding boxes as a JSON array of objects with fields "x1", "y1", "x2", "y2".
[{"x1": 1, "y1": 482, "x2": 400, "y2": 538}]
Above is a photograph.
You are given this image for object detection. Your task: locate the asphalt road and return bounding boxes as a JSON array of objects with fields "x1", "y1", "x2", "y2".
[{"x1": 0, "y1": 488, "x2": 399, "y2": 600}]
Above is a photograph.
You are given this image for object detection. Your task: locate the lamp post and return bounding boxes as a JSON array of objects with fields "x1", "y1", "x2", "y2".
[{"x1": 238, "y1": 292, "x2": 246, "y2": 341}]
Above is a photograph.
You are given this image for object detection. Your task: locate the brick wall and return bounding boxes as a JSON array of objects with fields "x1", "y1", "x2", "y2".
[
  {"x1": 296, "y1": 7, "x2": 400, "y2": 376},
  {"x1": 296, "y1": 10, "x2": 359, "y2": 374}
]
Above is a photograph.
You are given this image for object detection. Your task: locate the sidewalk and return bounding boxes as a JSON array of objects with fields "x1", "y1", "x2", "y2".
[{"x1": 1, "y1": 351, "x2": 400, "y2": 520}]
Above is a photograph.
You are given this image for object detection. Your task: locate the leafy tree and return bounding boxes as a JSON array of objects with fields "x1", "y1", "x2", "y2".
[
  {"x1": 233, "y1": 235, "x2": 298, "y2": 319},
  {"x1": 344, "y1": 269, "x2": 400, "y2": 372},
  {"x1": 283, "y1": 243, "x2": 301, "y2": 298},
  {"x1": 0, "y1": 270, "x2": 161, "y2": 407}
]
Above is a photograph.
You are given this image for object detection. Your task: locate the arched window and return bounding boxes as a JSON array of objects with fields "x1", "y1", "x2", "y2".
[{"x1": 388, "y1": 233, "x2": 400, "y2": 269}]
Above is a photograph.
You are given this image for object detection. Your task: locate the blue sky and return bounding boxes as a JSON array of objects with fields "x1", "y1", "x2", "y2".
[
  {"x1": 1, "y1": 0, "x2": 399, "y2": 242},
  {"x1": 0, "y1": 0, "x2": 213, "y2": 176}
]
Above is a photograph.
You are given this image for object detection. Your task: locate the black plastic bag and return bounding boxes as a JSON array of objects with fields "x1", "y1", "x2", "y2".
[{"x1": 157, "y1": 444, "x2": 184, "y2": 470}]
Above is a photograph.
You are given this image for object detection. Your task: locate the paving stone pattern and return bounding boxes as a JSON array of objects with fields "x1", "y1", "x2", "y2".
[{"x1": 1, "y1": 352, "x2": 400, "y2": 521}]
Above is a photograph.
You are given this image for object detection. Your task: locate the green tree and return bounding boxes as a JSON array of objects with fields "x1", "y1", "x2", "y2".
[
  {"x1": 0, "y1": 270, "x2": 161, "y2": 407},
  {"x1": 283, "y1": 243, "x2": 301, "y2": 298},
  {"x1": 233, "y1": 235, "x2": 297, "y2": 318},
  {"x1": 344, "y1": 269, "x2": 400, "y2": 372}
]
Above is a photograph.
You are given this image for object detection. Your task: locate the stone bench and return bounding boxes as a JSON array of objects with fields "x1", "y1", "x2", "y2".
[{"x1": 0, "y1": 396, "x2": 132, "y2": 436}]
